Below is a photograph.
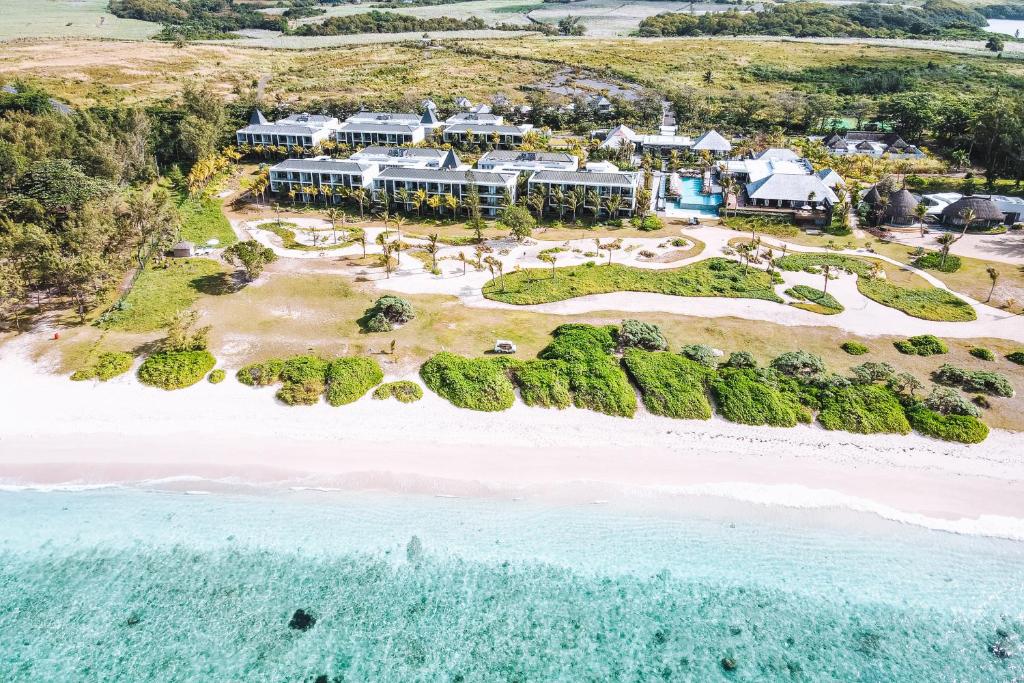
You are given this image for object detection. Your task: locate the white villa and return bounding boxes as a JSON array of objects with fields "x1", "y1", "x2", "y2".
[
  {"x1": 527, "y1": 162, "x2": 644, "y2": 218},
  {"x1": 598, "y1": 125, "x2": 732, "y2": 158},
  {"x1": 821, "y1": 131, "x2": 925, "y2": 159},
  {"x1": 442, "y1": 122, "x2": 534, "y2": 149},
  {"x1": 724, "y1": 148, "x2": 840, "y2": 211},
  {"x1": 373, "y1": 168, "x2": 518, "y2": 217},
  {"x1": 235, "y1": 111, "x2": 339, "y2": 150},
  {"x1": 476, "y1": 150, "x2": 579, "y2": 174},
  {"x1": 269, "y1": 157, "x2": 377, "y2": 202},
  {"x1": 349, "y1": 146, "x2": 465, "y2": 171}
]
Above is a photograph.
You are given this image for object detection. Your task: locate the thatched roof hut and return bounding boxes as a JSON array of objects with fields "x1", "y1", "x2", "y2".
[
  {"x1": 884, "y1": 189, "x2": 920, "y2": 225},
  {"x1": 940, "y1": 196, "x2": 1005, "y2": 227}
]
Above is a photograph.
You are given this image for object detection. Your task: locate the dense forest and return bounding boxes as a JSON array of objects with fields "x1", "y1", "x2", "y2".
[
  {"x1": 638, "y1": 0, "x2": 994, "y2": 39},
  {"x1": 291, "y1": 11, "x2": 488, "y2": 36},
  {"x1": 978, "y1": 2, "x2": 1024, "y2": 19},
  {"x1": 108, "y1": 0, "x2": 286, "y2": 40}
]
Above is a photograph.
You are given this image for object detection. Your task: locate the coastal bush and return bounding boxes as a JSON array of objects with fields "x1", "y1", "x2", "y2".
[
  {"x1": 208, "y1": 369, "x2": 225, "y2": 384},
  {"x1": 507, "y1": 359, "x2": 572, "y2": 409},
  {"x1": 724, "y1": 351, "x2": 757, "y2": 369},
  {"x1": 850, "y1": 362, "x2": 895, "y2": 385},
  {"x1": 969, "y1": 347, "x2": 995, "y2": 361},
  {"x1": 680, "y1": 344, "x2": 717, "y2": 369},
  {"x1": 933, "y1": 364, "x2": 1014, "y2": 397},
  {"x1": 924, "y1": 386, "x2": 980, "y2": 417},
  {"x1": 907, "y1": 404, "x2": 989, "y2": 444},
  {"x1": 709, "y1": 367, "x2": 810, "y2": 428},
  {"x1": 840, "y1": 341, "x2": 869, "y2": 355},
  {"x1": 893, "y1": 334, "x2": 948, "y2": 356},
  {"x1": 372, "y1": 381, "x2": 424, "y2": 403},
  {"x1": 137, "y1": 350, "x2": 216, "y2": 390},
  {"x1": 481, "y1": 258, "x2": 783, "y2": 306},
  {"x1": 785, "y1": 285, "x2": 843, "y2": 314},
  {"x1": 420, "y1": 352, "x2": 515, "y2": 412},
  {"x1": 1008, "y1": 351, "x2": 1024, "y2": 365},
  {"x1": 361, "y1": 295, "x2": 415, "y2": 332},
  {"x1": 770, "y1": 351, "x2": 825, "y2": 378},
  {"x1": 277, "y1": 356, "x2": 329, "y2": 406},
  {"x1": 325, "y1": 357, "x2": 384, "y2": 406},
  {"x1": 622, "y1": 349, "x2": 714, "y2": 420},
  {"x1": 70, "y1": 351, "x2": 133, "y2": 382},
  {"x1": 537, "y1": 324, "x2": 636, "y2": 417},
  {"x1": 236, "y1": 359, "x2": 285, "y2": 387},
  {"x1": 816, "y1": 384, "x2": 911, "y2": 435},
  {"x1": 617, "y1": 319, "x2": 668, "y2": 351},
  {"x1": 913, "y1": 251, "x2": 962, "y2": 273}
]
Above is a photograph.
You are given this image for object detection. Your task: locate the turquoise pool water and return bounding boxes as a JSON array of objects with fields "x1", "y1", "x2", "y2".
[
  {"x1": 674, "y1": 177, "x2": 723, "y2": 213},
  {"x1": 1, "y1": 489, "x2": 1022, "y2": 681}
]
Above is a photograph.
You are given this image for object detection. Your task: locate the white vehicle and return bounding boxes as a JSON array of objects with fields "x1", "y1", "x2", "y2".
[{"x1": 493, "y1": 340, "x2": 517, "y2": 354}]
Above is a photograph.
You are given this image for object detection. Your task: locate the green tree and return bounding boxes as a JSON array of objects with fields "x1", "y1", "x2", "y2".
[
  {"x1": 223, "y1": 239, "x2": 276, "y2": 281},
  {"x1": 499, "y1": 204, "x2": 536, "y2": 241}
]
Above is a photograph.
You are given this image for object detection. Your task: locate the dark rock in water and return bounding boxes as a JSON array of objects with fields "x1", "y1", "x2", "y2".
[
  {"x1": 289, "y1": 609, "x2": 316, "y2": 631},
  {"x1": 721, "y1": 657, "x2": 737, "y2": 671},
  {"x1": 729, "y1": 626, "x2": 742, "y2": 636},
  {"x1": 314, "y1": 676, "x2": 329, "y2": 683},
  {"x1": 989, "y1": 642, "x2": 1012, "y2": 659},
  {"x1": 126, "y1": 614, "x2": 141, "y2": 627}
]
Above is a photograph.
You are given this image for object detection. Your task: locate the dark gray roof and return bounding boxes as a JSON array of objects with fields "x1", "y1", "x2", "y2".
[
  {"x1": 940, "y1": 196, "x2": 1006, "y2": 221},
  {"x1": 529, "y1": 170, "x2": 639, "y2": 188},
  {"x1": 444, "y1": 123, "x2": 525, "y2": 135},
  {"x1": 337, "y1": 122, "x2": 419, "y2": 134},
  {"x1": 271, "y1": 158, "x2": 368, "y2": 174},
  {"x1": 480, "y1": 150, "x2": 575, "y2": 163},
  {"x1": 249, "y1": 109, "x2": 269, "y2": 125},
  {"x1": 239, "y1": 124, "x2": 322, "y2": 136},
  {"x1": 421, "y1": 108, "x2": 440, "y2": 125},
  {"x1": 885, "y1": 189, "x2": 919, "y2": 219},
  {"x1": 439, "y1": 150, "x2": 461, "y2": 170},
  {"x1": 353, "y1": 146, "x2": 446, "y2": 159},
  {"x1": 863, "y1": 186, "x2": 882, "y2": 205},
  {"x1": 376, "y1": 167, "x2": 513, "y2": 185}
]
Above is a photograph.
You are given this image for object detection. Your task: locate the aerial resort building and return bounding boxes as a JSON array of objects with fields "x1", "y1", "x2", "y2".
[
  {"x1": 821, "y1": 131, "x2": 925, "y2": 159},
  {"x1": 442, "y1": 122, "x2": 534, "y2": 149},
  {"x1": 269, "y1": 157, "x2": 377, "y2": 202},
  {"x1": 373, "y1": 168, "x2": 518, "y2": 217},
  {"x1": 690, "y1": 130, "x2": 733, "y2": 158},
  {"x1": 526, "y1": 162, "x2": 644, "y2": 218},
  {"x1": 939, "y1": 195, "x2": 1008, "y2": 228},
  {"x1": 235, "y1": 111, "x2": 340, "y2": 150},
  {"x1": 476, "y1": 150, "x2": 579, "y2": 174},
  {"x1": 349, "y1": 147, "x2": 464, "y2": 171},
  {"x1": 335, "y1": 120, "x2": 427, "y2": 147},
  {"x1": 723, "y1": 148, "x2": 840, "y2": 218},
  {"x1": 921, "y1": 192, "x2": 1024, "y2": 225}
]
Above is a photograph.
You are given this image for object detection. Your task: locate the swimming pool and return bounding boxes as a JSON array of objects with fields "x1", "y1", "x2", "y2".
[{"x1": 672, "y1": 176, "x2": 723, "y2": 213}]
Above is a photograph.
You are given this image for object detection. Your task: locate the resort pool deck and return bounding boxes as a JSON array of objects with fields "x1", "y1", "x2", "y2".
[{"x1": 666, "y1": 176, "x2": 723, "y2": 218}]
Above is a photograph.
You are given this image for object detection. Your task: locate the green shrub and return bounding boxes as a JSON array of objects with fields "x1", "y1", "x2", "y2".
[
  {"x1": 325, "y1": 357, "x2": 383, "y2": 406},
  {"x1": 372, "y1": 381, "x2": 424, "y2": 403},
  {"x1": 785, "y1": 285, "x2": 843, "y2": 314},
  {"x1": 924, "y1": 386, "x2": 980, "y2": 417},
  {"x1": 1008, "y1": 351, "x2": 1024, "y2": 365},
  {"x1": 710, "y1": 367, "x2": 811, "y2": 428},
  {"x1": 420, "y1": 352, "x2": 515, "y2": 412},
  {"x1": 362, "y1": 295, "x2": 415, "y2": 332},
  {"x1": 840, "y1": 341, "x2": 869, "y2": 355},
  {"x1": 724, "y1": 351, "x2": 756, "y2": 369},
  {"x1": 631, "y1": 215, "x2": 663, "y2": 231},
  {"x1": 913, "y1": 252, "x2": 961, "y2": 273},
  {"x1": 208, "y1": 369, "x2": 226, "y2": 384},
  {"x1": 276, "y1": 356, "x2": 329, "y2": 405},
  {"x1": 816, "y1": 384, "x2": 911, "y2": 435},
  {"x1": 537, "y1": 324, "x2": 636, "y2": 417},
  {"x1": 618, "y1": 319, "x2": 668, "y2": 351},
  {"x1": 771, "y1": 350, "x2": 825, "y2": 378},
  {"x1": 969, "y1": 347, "x2": 995, "y2": 361},
  {"x1": 933, "y1": 364, "x2": 1014, "y2": 397},
  {"x1": 680, "y1": 343, "x2": 717, "y2": 368},
  {"x1": 907, "y1": 404, "x2": 989, "y2": 444},
  {"x1": 849, "y1": 361, "x2": 895, "y2": 384},
  {"x1": 622, "y1": 349, "x2": 714, "y2": 420},
  {"x1": 364, "y1": 312, "x2": 392, "y2": 333},
  {"x1": 137, "y1": 350, "x2": 216, "y2": 390},
  {"x1": 893, "y1": 334, "x2": 948, "y2": 356},
  {"x1": 507, "y1": 359, "x2": 572, "y2": 409},
  {"x1": 70, "y1": 351, "x2": 133, "y2": 382},
  {"x1": 236, "y1": 359, "x2": 285, "y2": 386}
]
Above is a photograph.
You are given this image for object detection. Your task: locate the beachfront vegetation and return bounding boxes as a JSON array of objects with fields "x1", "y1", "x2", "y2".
[
  {"x1": 137, "y1": 350, "x2": 216, "y2": 390},
  {"x1": 70, "y1": 351, "x2": 134, "y2": 382},
  {"x1": 617, "y1": 319, "x2": 668, "y2": 352},
  {"x1": 709, "y1": 367, "x2": 812, "y2": 428},
  {"x1": 108, "y1": 0, "x2": 285, "y2": 40},
  {"x1": 775, "y1": 254, "x2": 975, "y2": 322},
  {"x1": 785, "y1": 285, "x2": 844, "y2": 315},
  {"x1": 970, "y1": 347, "x2": 995, "y2": 361},
  {"x1": 236, "y1": 355, "x2": 383, "y2": 405},
  {"x1": 175, "y1": 190, "x2": 236, "y2": 247},
  {"x1": 841, "y1": 341, "x2": 870, "y2": 356},
  {"x1": 208, "y1": 368, "x2": 225, "y2": 384},
  {"x1": 506, "y1": 359, "x2": 573, "y2": 409},
  {"x1": 622, "y1": 349, "x2": 714, "y2": 420},
  {"x1": 906, "y1": 404, "x2": 989, "y2": 444},
  {"x1": 537, "y1": 324, "x2": 636, "y2": 417},
  {"x1": 933, "y1": 364, "x2": 1015, "y2": 397},
  {"x1": 771, "y1": 350, "x2": 827, "y2": 379},
  {"x1": 816, "y1": 384, "x2": 911, "y2": 435},
  {"x1": 420, "y1": 352, "x2": 516, "y2": 412},
  {"x1": 482, "y1": 258, "x2": 782, "y2": 306},
  {"x1": 680, "y1": 344, "x2": 718, "y2": 369},
  {"x1": 373, "y1": 381, "x2": 424, "y2": 403},
  {"x1": 361, "y1": 296, "x2": 416, "y2": 333},
  {"x1": 893, "y1": 334, "x2": 949, "y2": 356}
]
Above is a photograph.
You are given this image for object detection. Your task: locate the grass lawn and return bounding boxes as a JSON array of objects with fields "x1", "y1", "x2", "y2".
[
  {"x1": 775, "y1": 253, "x2": 976, "y2": 322},
  {"x1": 482, "y1": 257, "x2": 783, "y2": 305},
  {"x1": 785, "y1": 285, "x2": 844, "y2": 315},
  {"x1": 176, "y1": 192, "x2": 237, "y2": 248},
  {"x1": 97, "y1": 258, "x2": 231, "y2": 332},
  {"x1": 264, "y1": 222, "x2": 359, "y2": 251}
]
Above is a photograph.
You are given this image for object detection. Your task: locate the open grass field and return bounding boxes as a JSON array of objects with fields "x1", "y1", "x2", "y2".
[{"x1": 0, "y1": 0, "x2": 158, "y2": 42}]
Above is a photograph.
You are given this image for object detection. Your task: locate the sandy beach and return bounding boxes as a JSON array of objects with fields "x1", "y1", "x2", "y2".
[{"x1": 2, "y1": 332, "x2": 1022, "y2": 541}]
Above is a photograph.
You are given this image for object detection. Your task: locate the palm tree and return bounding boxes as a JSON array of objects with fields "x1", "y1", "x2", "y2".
[
  {"x1": 427, "y1": 195, "x2": 441, "y2": 217},
  {"x1": 528, "y1": 189, "x2": 546, "y2": 219},
  {"x1": 458, "y1": 251, "x2": 467, "y2": 276},
  {"x1": 352, "y1": 188, "x2": 369, "y2": 218},
  {"x1": 586, "y1": 189, "x2": 601, "y2": 221},
  {"x1": 381, "y1": 243, "x2": 393, "y2": 278},
  {"x1": 958, "y1": 208, "x2": 977, "y2": 237},
  {"x1": 396, "y1": 188, "x2": 410, "y2": 214},
  {"x1": 325, "y1": 207, "x2": 343, "y2": 244},
  {"x1": 538, "y1": 252, "x2": 557, "y2": 278},
  {"x1": 987, "y1": 266, "x2": 999, "y2": 302},
  {"x1": 551, "y1": 187, "x2": 565, "y2": 219},
  {"x1": 426, "y1": 233, "x2": 440, "y2": 271},
  {"x1": 357, "y1": 231, "x2": 366, "y2": 257},
  {"x1": 412, "y1": 189, "x2": 427, "y2": 217},
  {"x1": 605, "y1": 194, "x2": 622, "y2": 220},
  {"x1": 564, "y1": 190, "x2": 580, "y2": 223},
  {"x1": 914, "y1": 203, "x2": 929, "y2": 237},
  {"x1": 936, "y1": 232, "x2": 957, "y2": 269},
  {"x1": 393, "y1": 215, "x2": 406, "y2": 243},
  {"x1": 822, "y1": 264, "x2": 831, "y2": 294},
  {"x1": 443, "y1": 193, "x2": 458, "y2": 217}
]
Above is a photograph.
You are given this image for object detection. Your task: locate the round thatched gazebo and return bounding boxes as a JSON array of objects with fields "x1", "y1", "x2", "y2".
[
  {"x1": 940, "y1": 196, "x2": 1004, "y2": 229},
  {"x1": 862, "y1": 186, "x2": 882, "y2": 206},
  {"x1": 883, "y1": 189, "x2": 920, "y2": 226}
]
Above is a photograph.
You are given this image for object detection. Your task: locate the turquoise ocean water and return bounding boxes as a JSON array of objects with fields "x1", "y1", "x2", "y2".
[{"x1": 0, "y1": 488, "x2": 1022, "y2": 681}]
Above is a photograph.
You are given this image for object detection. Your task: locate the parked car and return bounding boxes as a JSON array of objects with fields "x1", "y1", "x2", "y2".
[{"x1": 493, "y1": 340, "x2": 517, "y2": 354}]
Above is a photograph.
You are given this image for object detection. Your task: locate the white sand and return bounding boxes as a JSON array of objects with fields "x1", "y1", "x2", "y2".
[{"x1": 1, "y1": 332, "x2": 1022, "y2": 540}]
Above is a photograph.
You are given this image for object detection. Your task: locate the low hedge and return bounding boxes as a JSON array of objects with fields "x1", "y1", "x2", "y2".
[
  {"x1": 325, "y1": 357, "x2": 384, "y2": 406},
  {"x1": 969, "y1": 347, "x2": 995, "y2": 361},
  {"x1": 507, "y1": 359, "x2": 573, "y2": 409},
  {"x1": 537, "y1": 324, "x2": 636, "y2": 418},
  {"x1": 816, "y1": 384, "x2": 911, "y2": 435},
  {"x1": 70, "y1": 351, "x2": 133, "y2": 382},
  {"x1": 622, "y1": 349, "x2": 714, "y2": 420},
  {"x1": 372, "y1": 381, "x2": 423, "y2": 403},
  {"x1": 420, "y1": 352, "x2": 516, "y2": 412},
  {"x1": 277, "y1": 356, "x2": 329, "y2": 405},
  {"x1": 840, "y1": 341, "x2": 869, "y2": 356},
  {"x1": 933, "y1": 364, "x2": 1014, "y2": 397},
  {"x1": 208, "y1": 369, "x2": 226, "y2": 384},
  {"x1": 1008, "y1": 351, "x2": 1024, "y2": 365},
  {"x1": 709, "y1": 367, "x2": 811, "y2": 428},
  {"x1": 907, "y1": 404, "x2": 989, "y2": 444},
  {"x1": 236, "y1": 359, "x2": 286, "y2": 386},
  {"x1": 913, "y1": 252, "x2": 961, "y2": 273},
  {"x1": 137, "y1": 350, "x2": 216, "y2": 390},
  {"x1": 894, "y1": 334, "x2": 948, "y2": 356}
]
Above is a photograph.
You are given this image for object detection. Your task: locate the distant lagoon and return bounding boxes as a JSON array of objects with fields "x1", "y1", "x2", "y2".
[{"x1": 986, "y1": 19, "x2": 1024, "y2": 36}]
